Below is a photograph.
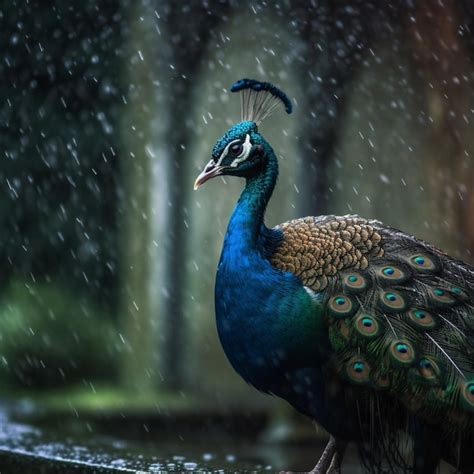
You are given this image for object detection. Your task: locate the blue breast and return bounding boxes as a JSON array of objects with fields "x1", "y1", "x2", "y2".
[{"x1": 214, "y1": 213, "x2": 328, "y2": 393}]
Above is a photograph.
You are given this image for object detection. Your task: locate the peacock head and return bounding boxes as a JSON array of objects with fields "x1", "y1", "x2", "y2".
[
  {"x1": 194, "y1": 78, "x2": 292, "y2": 189},
  {"x1": 194, "y1": 120, "x2": 270, "y2": 188}
]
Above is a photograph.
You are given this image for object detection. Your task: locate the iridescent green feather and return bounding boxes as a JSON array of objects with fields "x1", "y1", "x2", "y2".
[{"x1": 322, "y1": 225, "x2": 474, "y2": 469}]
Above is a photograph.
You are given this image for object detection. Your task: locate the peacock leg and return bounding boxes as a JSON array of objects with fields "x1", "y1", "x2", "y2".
[
  {"x1": 309, "y1": 436, "x2": 346, "y2": 474},
  {"x1": 326, "y1": 445, "x2": 344, "y2": 474}
]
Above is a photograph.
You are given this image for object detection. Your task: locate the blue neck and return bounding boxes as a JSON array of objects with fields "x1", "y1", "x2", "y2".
[
  {"x1": 226, "y1": 150, "x2": 278, "y2": 252},
  {"x1": 216, "y1": 146, "x2": 328, "y2": 391}
]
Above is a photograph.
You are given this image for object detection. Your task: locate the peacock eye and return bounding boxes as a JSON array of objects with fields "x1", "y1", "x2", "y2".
[{"x1": 229, "y1": 142, "x2": 243, "y2": 156}]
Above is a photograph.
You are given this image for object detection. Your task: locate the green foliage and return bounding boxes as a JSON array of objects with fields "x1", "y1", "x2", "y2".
[{"x1": 0, "y1": 280, "x2": 118, "y2": 388}]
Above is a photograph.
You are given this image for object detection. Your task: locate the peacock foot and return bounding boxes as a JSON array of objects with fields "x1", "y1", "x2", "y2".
[
  {"x1": 309, "y1": 436, "x2": 346, "y2": 474},
  {"x1": 325, "y1": 449, "x2": 343, "y2": 474}
]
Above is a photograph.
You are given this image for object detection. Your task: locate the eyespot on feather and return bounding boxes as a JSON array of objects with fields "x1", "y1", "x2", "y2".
[
  {"x1": 354, "y1": 312, "x2": 380, "y2": 338},
  {"x1": 376, "y1": 265, "x2": 410, "y2": 284},
  {"x1": 407, "y1": 308, "x2": 437, "y2": 330},
  {"x1": 378, "y1": 290, "x2": 408, "y2": 312},
  {"x1": 388, "y1": 339, "x2": 416, "y2": 366},
  {"x1": 429, "y1": 287, "x2": 457, "y2": 305},
  {"x1": 371, "y1": 371, "x2": 390, "y2": 389},
  {"x1": 417, "y1": 356, "x2": 441, "y2": 384},
  {"x1": 406, "y1": 253, "x2": 439, "y2": 273},
  {"x1": 339, "y1": 319, "x2": 351, "y2": 340},
  {"x1": 327, "y1": 294, "x2": 358, "y2": 319},
  {"x1": 342, "y1": 272, "x2": 368, "y2": 293},
  {"x1": 460, "y1": 382, "x2": 474, "y2": 411},
  {"x1": 345, "y1": 356, "x2": 370, "y2": 384},
  {"x1": 449, "y1": 286, "x2": 469, "y2": 301}
]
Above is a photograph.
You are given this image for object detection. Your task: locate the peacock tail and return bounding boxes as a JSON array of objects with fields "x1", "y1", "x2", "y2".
[{"x1": 270, "y1": 214, "x2": 474, "y2": 470}]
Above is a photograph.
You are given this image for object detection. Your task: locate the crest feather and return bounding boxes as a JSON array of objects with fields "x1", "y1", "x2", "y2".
[{"x1": 230, "y1": 78, "x2": 292, "y2": 124}]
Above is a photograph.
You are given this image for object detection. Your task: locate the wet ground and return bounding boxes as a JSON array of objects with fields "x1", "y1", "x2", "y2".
[
  {"x1": 0, "y1": 401, "x2": 455, "y2": 473},
  {"x1": 0, "y1": 401, "x2": 368, "y2": 473}
]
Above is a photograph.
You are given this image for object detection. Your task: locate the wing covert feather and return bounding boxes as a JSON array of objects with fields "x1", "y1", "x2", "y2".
[{"x1": 270, "y1": 215, "x2": 384, "y2": 290}]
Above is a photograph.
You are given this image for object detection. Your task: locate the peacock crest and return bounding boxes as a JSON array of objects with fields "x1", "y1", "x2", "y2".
[{"x1": 230, "y1": 78, "x2": 292, "y2": 123}]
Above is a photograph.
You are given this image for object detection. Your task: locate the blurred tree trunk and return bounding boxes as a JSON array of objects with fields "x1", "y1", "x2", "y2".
[
  {"x1": 295, "y1": 1, "x2": 387, "y2": 216},
  {"x1": 407, "y1": 0, "x2": 474, "y2": 260},
  {"x1": 119, "y1": 2, "x2": 157, "y2": 392},
  {"x1": 156, "y1": 3, "x2": 228, "y2": 390},
  {"x1": 296, "y1": 3, "x2": 348, "y2": 217}
]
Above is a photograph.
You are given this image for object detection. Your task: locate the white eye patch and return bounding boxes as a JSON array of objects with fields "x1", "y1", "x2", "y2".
[
  {"x1": 216, "y1": 134, "x2": 252, "y2": 167},
  {"x1": 230, "y1": 134, "x2": 252, "y2": 167}
]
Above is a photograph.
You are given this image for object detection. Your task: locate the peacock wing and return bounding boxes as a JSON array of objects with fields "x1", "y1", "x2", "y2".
[{"x1": 269, "y1": 215, "x2": 474, "y2": 430}]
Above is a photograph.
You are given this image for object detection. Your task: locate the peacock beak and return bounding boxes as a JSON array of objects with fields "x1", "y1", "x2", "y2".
[{"x1": 194, "y1": 160, "x2": 225, "y2": 190}]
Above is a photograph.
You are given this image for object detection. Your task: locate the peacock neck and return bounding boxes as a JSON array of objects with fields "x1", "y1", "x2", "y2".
[{"x1": 227, "y1": 149, "x2": 278, "y2": 250}]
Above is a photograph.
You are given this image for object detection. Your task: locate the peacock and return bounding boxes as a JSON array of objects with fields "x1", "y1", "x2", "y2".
[{"x1": 194, "y1": 79, "x2": 474, "y2": 473}]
